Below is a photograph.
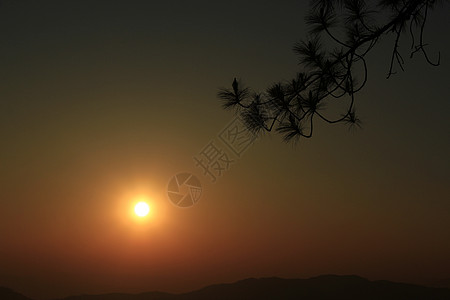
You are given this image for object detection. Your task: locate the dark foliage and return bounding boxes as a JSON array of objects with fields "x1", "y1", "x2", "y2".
[{"x1": 218, "y1": 0, "x2": 445, "y2": 142}]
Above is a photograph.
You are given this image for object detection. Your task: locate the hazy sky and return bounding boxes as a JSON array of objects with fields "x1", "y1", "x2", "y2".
[{"x1": 0, "y1": 1, "x2": 449, "y2": 299}]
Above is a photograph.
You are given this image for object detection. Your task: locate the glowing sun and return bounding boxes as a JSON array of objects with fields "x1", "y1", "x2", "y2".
[{"x1": 134, "y1": 201, "x2": 150, "y2": 217}]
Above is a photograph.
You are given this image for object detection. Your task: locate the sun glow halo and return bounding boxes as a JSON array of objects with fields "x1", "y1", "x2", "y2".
[{"x1": 134, "y1": 201, "x2": 150, "y2": 217}]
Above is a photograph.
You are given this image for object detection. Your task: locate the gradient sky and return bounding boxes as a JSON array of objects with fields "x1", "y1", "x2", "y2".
[{"x1": 1, "y1": 1, "x2": 449, "y2": 299}]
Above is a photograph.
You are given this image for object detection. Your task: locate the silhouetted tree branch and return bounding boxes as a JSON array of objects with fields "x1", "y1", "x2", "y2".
[{"x1": 218, "y1": 0, "x2": 445, "y2": 143}]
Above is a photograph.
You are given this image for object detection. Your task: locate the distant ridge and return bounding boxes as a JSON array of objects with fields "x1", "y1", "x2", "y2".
[
  {"x1": 0, "y1": 286, "x2": 32, "y2": 300},
  {"x1": 3, "y1": 275, "x2": 450, "y2": 300},
  {"x1": 177, "y1": 275, "x2": 450, "y2": 300},
  {"x1": 58, "y1": 291, "x2": 174, "y2": 300}
]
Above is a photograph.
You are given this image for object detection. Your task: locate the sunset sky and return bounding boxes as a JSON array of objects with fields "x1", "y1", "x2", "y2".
[{"x1": 1, "y1": 1, "x2": 449, "y2": 299}]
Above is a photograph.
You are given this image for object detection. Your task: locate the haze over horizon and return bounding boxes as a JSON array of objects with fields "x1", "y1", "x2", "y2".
[{"x1": 1, "y1": 1, "x2": 449, "y2": 299}]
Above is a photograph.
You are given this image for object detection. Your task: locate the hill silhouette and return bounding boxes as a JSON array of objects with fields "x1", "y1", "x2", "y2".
[
  {"x1": 0, "y1": 286, "x2": 32, "y2": 300},
  {"x1": 3, "y1": 275, "x2": 450, "y2": 300}
]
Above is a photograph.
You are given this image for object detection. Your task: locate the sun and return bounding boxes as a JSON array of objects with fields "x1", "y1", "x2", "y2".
[{"x1": 134, "y1": 201, "x2": 150, "y2": 217}]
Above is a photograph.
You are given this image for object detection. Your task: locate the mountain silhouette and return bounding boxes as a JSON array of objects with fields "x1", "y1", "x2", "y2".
[
  {"x1": 177, "y1": 275, "x2": 450, "y2": 300},
  {"x1": 0, "y1": 286, "x2": 32, "y2": 300},
  {"x1": 3, "y1": 275, "x2": 450, "y2": 300},
  {"x1": 58, "y1": 292, "x2": 174, "y2": 300}
]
